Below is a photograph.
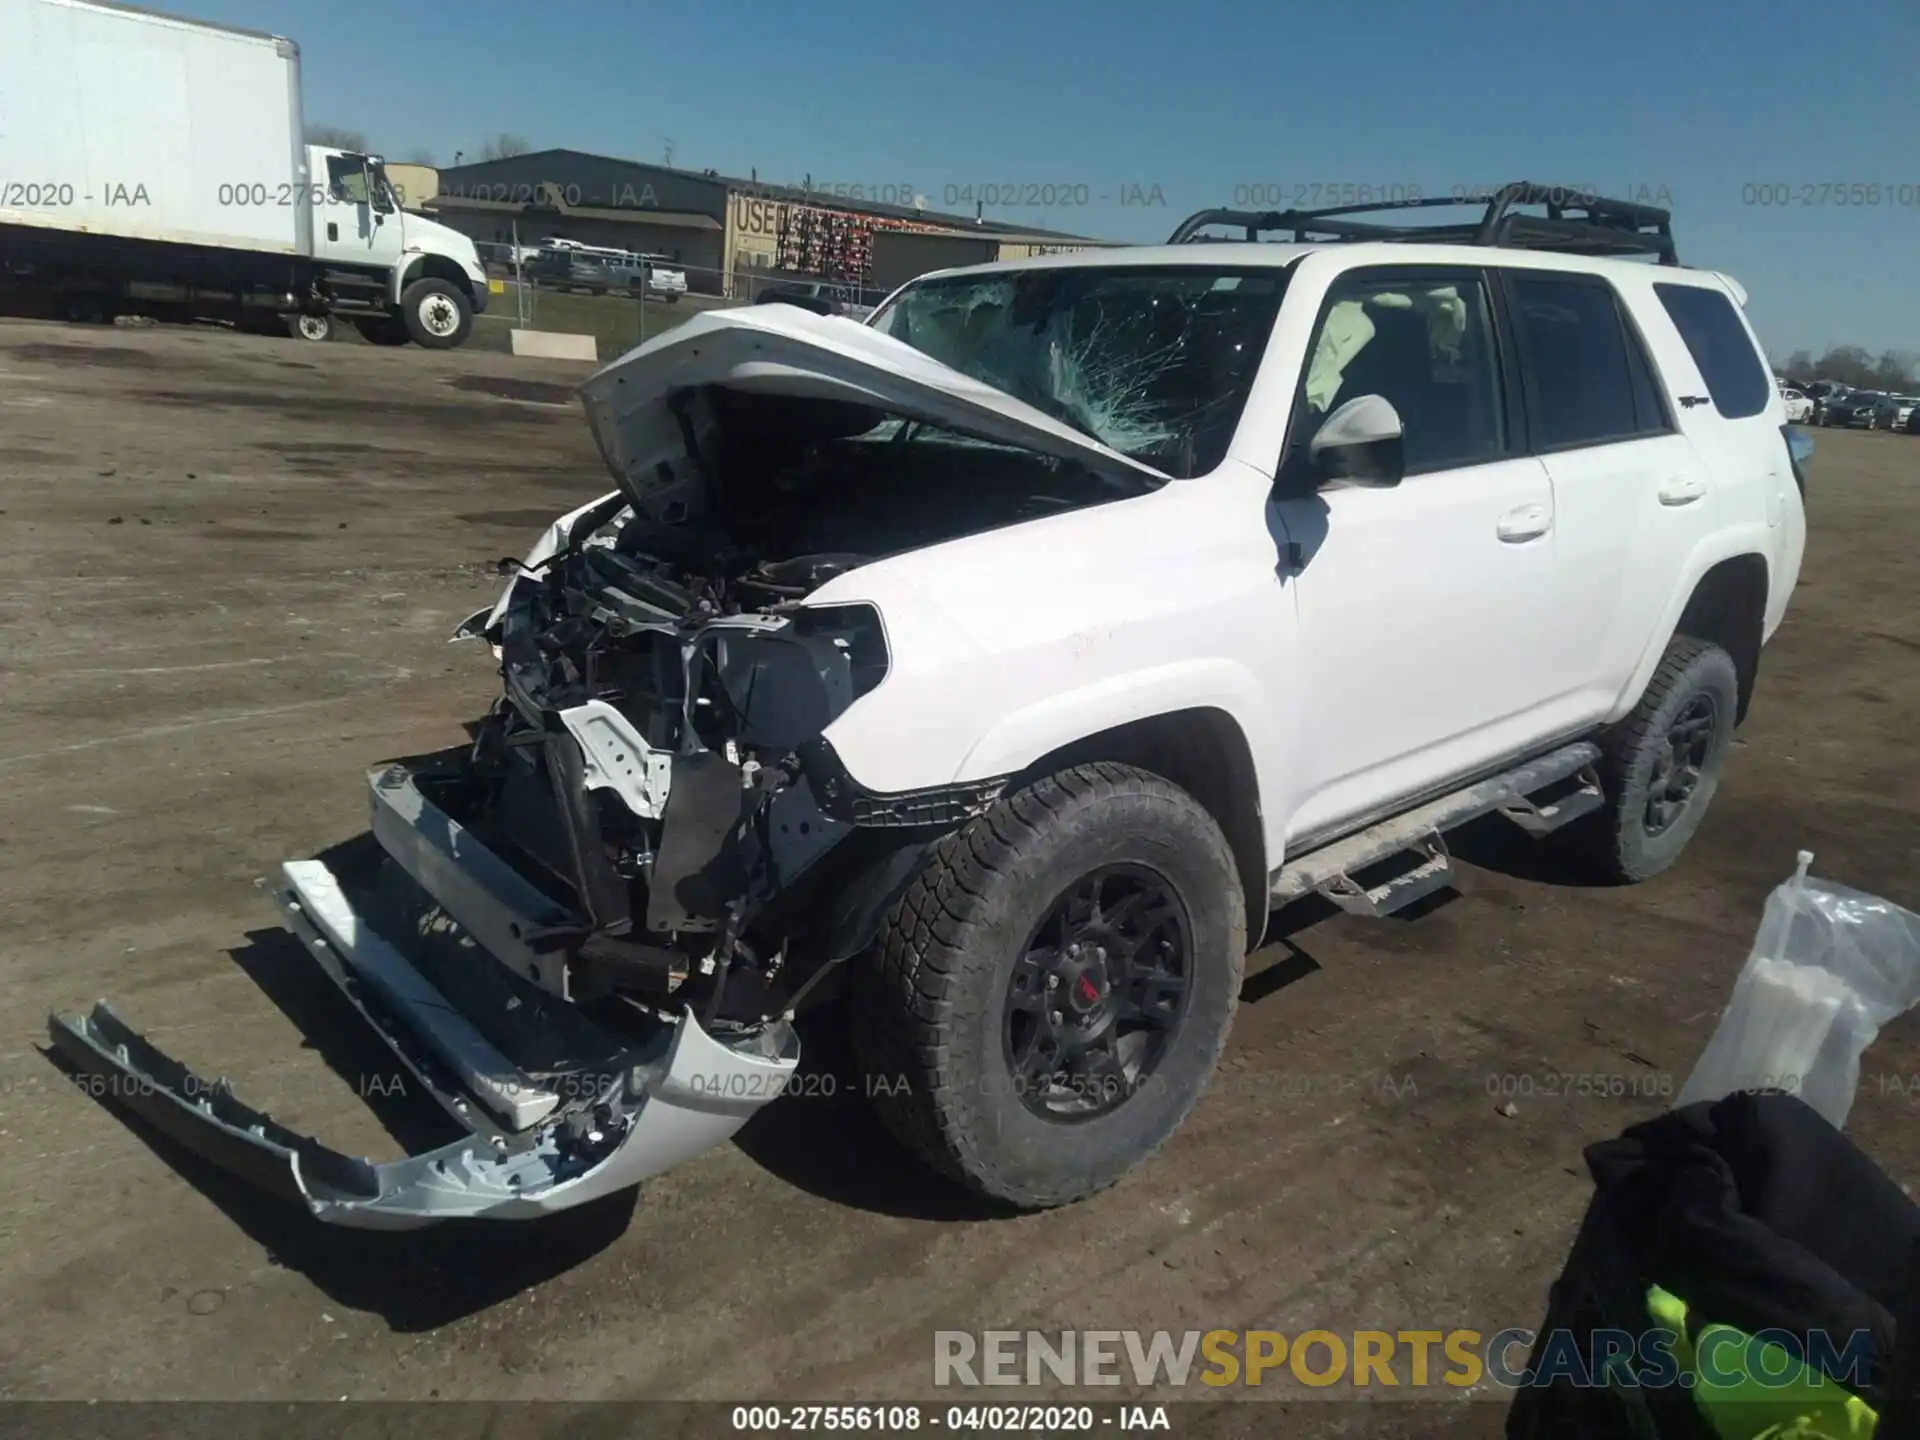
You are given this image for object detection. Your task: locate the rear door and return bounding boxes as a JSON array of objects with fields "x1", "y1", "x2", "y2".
[
  {"x1": 1499, "y1": 268, "x2": 1714, "y2": 728},
  {"x1": 1645, "y1": 277, "x2": 1802, "y2": 638}
]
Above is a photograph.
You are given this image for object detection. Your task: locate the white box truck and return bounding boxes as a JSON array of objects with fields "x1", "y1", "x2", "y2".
[{"x1": 0, "y1": 0, "x2": 491, "y2": 346}]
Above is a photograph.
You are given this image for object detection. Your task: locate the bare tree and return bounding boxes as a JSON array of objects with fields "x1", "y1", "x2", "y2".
[
  {"x1": 306, "y1": 124, "x2": 368, "y2": 151},
  {"x1": 480, "y1": 134, "x2": 531, "y2": 162},
  {"x1": 1781, "y1": 346, "x2": 1916, "y2": 391},
  {"x1": 1872, "y1": 348, "x2": 1918, "y2": 391},
  {"x1": 403, "y1": 148, "x2": 436, "y2": 166},
  {"x1": 1805, "y1": 346, "x2": 1870, "y2": 388}
]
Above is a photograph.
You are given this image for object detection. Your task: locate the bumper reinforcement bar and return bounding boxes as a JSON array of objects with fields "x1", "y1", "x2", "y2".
[{"x1": 47, "y1": 758, "x2": 801, "y2": 1229}]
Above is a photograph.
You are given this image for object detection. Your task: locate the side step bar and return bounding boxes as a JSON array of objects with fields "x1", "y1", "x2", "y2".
[{"x1": 1271, "y1": 742, "x2": 1604, "y2": 917}]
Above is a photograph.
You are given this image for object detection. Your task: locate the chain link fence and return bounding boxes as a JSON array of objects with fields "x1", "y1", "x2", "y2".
[{"x1": 468, "y1": 240, "x2": 889, "y2": 361}]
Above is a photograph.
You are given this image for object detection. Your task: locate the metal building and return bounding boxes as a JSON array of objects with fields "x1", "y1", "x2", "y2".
[{"x1": 424, "y1": 150, "x2": 1108, "y2": 298}]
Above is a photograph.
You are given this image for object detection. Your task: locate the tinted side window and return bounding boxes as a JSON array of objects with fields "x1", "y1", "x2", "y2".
[
  {"x1": 1298, "y1": 271, "x2": 1507, "y2": 474},
  {"x1": 1654, "y1": 282, "x2": 1772, "y2": 419},
  {"x1": 1507, "y1": 275, "x2": 1643, "y2": 449},
  {"x1": 1623, "y1": 312, "x2": 1672, "y2": 435}
]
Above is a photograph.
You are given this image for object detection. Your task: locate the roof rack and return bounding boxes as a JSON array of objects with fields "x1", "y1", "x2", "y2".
[{"x1": 1166, "y1": 183, "x2": 1678, "y2": 264}]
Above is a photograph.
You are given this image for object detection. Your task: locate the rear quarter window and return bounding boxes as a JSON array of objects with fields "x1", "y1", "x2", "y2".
[{"x1": 1653, "y1": 282, "x2": 1772, "y2": 419}]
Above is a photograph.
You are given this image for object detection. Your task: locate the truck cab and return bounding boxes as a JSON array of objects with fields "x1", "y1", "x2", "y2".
[{"x1": 302, "y1": 146, "x2": 490, "y2": 347}]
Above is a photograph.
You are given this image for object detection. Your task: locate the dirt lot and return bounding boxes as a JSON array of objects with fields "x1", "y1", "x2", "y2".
[{"x1": 0, "y1": 319, "x2": 1915, "y2": 1428}]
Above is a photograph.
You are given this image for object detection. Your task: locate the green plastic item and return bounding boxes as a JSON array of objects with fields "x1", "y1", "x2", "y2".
[{"x1": 1645, "y1": 1284, "x2": 1878, "y2": 1440}]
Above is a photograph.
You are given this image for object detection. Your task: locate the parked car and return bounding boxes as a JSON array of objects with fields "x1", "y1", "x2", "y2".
[
  {"x1": 524, "y1": 245, "x2": 686, "y2": 302},
  {"x1": 634, "y1": 256, "x2": 688, "y2": 302},
  {"x1": 1780, "y1": 386, "x2": 1812, "y2": 423},
  {"x1": 1870, "y1": 393, "x2": 1918, "y2": 431},
  {"x1": 752, "y1": 277, "x2": 881, "y2": 319},
  {"x1": 57, "y1": 190, "x2": 1808, "y2": 1226},
  {"x1": 1818, "y1": 390, "x2": 1880, "y2": 427}
]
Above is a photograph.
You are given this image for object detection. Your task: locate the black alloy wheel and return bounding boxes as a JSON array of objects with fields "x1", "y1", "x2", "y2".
[
  {"x1": 1003, "y1": 864, "x2": 1193, "y2": 1122},
  {"x1": 1643, "y1": 692, "x2": 1718, "y2": 837}
]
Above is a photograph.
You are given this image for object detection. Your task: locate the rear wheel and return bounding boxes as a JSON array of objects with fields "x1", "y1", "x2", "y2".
[
  {"x1": 852, "y1": 763, "x2": 1246, "y2": 1209},
  {"x1": 1570, "y1": 636, "x2": 1739, "y2": 882},
  {"x1": 400, "y1": 278, "x2": 472, "y2": 349},
  {"x1": 286, "y1": 312, "x2": 334, "y2": 342}
]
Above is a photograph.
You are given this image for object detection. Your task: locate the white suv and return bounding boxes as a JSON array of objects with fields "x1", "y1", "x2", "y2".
[{"x1": 54, "y1": 187, "x2": 1809, "y2": 1227}]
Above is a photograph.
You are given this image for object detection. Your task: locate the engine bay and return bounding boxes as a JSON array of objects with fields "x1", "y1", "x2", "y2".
[{"x1": 452, "y1": 389, "x2": 1155, "y2": 1020}]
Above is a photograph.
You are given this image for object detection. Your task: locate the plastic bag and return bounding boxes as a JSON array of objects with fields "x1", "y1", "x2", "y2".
[{"x1": 1677, "y1": 851, "x2": 1920, "y2": 1130}]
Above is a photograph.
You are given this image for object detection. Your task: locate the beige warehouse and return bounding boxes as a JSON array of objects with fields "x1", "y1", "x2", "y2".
[{"x1": 420, "y1": 150, "x2": 1109, "y2": 298}]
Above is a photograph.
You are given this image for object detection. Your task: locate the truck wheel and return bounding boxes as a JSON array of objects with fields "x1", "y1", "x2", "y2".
[
  {"x1": 355, "y1": 316, "x2": 412, "y2": 347},
  {"x1": 400, "y1": 279, "x2": 472, "y2": 349},
  {"x1": 852, "y1": 763, "x2": 1246, "y2": 1209},
  {"x1": 286, "y1": 312, "x2": 334, "y2": 342},
  {"x1": 1574, "y1": 636, "x2": 1739, "y2": 883}
]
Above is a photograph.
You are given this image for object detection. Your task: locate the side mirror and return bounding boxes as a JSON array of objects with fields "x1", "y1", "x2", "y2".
[{"x1": 1308, "y1": 393, "x2": 1406, "y2": 487}]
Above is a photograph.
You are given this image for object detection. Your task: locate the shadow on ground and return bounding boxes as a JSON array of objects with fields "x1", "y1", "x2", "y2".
[
  {"x1": 41, "y1": 1039, "x2": 637, "y2": 1332},
  {"x1": 730, "y1": 1000, "x2": 1016, "y2": 1224}
]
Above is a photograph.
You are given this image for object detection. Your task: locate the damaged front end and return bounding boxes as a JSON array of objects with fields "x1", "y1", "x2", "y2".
[{"x1": 51, "y1": 306, "x2": 1160, "y2": 1225}]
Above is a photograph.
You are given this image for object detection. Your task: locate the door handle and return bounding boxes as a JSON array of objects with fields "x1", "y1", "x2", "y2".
[
  {"x1": 1496, "y1": 502, "x2": 1551, "y2": 542},
  {"x1": 1658, "y1": 475, "x2": 1706, "y2": 506}
]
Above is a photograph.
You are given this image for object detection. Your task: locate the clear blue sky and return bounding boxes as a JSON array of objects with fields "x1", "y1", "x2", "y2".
[{"x1": 189, "y1": 0, "x2": 1917, "y2": 358}]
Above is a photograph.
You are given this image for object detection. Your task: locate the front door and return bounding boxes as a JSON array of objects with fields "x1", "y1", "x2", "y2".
[
  {"x1": 313, "y1": 151, "x2": 403, "y2": 272},
  {"x1": 1272, "y1": 265, "x2": 1561, "y2": 846}
]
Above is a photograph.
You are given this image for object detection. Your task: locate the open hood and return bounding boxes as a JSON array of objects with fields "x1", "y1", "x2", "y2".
[{"x1": 575, "y1": 305, "x2": 1175, "y2": 500}]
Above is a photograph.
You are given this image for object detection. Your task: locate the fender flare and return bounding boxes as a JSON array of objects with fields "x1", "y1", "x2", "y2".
[
  {"x1": 390, "y1": 254, "x2": 479, "y2": 307},
  {"x1": 1610, "y1": 526, "x2": 1773, "y2": 720},
  {"x1": 954, "y1": 656, "x2": 1287, "y2": 857}
]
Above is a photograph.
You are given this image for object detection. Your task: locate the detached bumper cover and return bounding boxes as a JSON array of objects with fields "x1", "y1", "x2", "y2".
[{"x1": 47, "y1": 759, "x2": 801, "y2": 1229}]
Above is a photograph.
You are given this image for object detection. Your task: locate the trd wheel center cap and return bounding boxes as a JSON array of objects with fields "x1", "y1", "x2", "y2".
[{"x1": 1065, "y1": 959, "x2": 1108, "y2": 1014}]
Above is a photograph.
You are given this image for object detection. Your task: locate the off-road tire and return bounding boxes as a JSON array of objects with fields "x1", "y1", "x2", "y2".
[
  {"x1": 1573, "y1": 636, "x2": 1739, "y2": 883},
  {"x1": 851, "y1": 763, "x2": 1246, "y2": 1209}
]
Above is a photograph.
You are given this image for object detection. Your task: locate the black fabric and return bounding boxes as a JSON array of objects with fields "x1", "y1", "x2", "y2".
[
  {"x1": 1589, "y1": 1090, "x2": 1918, "y2": 1382},
  {"x1": 1507, "y1": 1091, "x2": 1920, "y2": 1439}
]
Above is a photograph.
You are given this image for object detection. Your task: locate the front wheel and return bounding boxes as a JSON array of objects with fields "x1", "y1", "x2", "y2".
[
  {"x1": 1569, "y1": 636, "x2": 1739, "y2": 883},
  {"x1": 399, "y1": 278, "x2": 473, "y2": 349},
  {"x1": 851, "y1": 763, "x2": 1246, "y2": 1209}
]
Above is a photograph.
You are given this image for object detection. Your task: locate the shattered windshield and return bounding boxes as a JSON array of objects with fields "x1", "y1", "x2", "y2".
[{"x1": 870, "y1": 266, "x2": 1289, "y2": 478}]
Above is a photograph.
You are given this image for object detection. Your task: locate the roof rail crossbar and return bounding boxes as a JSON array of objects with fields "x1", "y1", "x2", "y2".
[{"x1": 1168, "y1": 183, "x2": 1679, "y2": 264}]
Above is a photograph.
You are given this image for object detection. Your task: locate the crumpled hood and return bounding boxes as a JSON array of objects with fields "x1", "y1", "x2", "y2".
[{"x1": 574, "y1": 304, "x2": 1173, "y2": 498}]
